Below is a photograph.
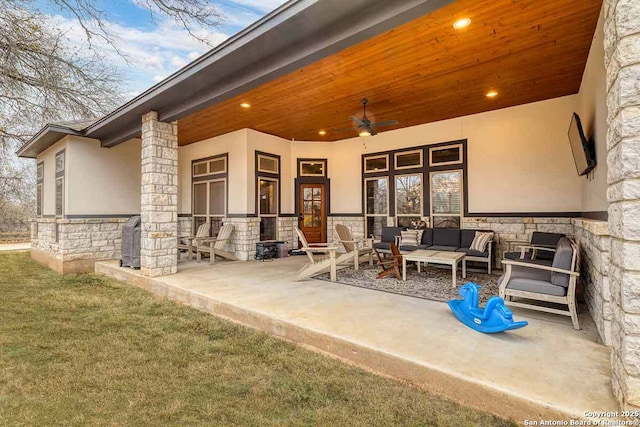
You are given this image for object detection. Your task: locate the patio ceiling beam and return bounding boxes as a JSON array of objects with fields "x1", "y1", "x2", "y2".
[{"x1": 97, "y1": 0, "x2": 454, "y2": 148}]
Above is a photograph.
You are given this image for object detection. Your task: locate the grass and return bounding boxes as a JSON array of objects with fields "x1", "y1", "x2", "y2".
[{"x1": 0, "y1": 252, "x2": 515, "y2": 426}]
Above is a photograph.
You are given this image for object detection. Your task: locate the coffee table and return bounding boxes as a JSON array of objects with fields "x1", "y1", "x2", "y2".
[{"x1": 402, "y1": 249, "x2": 466, "y2": 288}]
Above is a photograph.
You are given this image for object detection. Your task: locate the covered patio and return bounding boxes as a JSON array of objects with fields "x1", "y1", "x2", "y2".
[
  {"x1": 96, "y1": 255, "x2": 617, "y2": 421},
  {"x1": 18, "y1": 0, "x2": 640, "y2": 415}
]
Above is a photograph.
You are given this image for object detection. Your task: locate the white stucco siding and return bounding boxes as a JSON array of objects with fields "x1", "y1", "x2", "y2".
[
  {"x1": 178, "y1": 129, "x2": 249, "y2": 215},
  {"x1": 65, "y1": 136, "x2": 141, "y2": 215},
  {"x1": 292, "y1": 94, "x2": 582, "y2": 214}
]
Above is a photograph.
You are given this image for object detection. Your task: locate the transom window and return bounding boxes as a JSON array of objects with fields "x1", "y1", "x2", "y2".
[
  {"x1": 258, "y1": 154, "x2": 279, "y2": 174},
  {"x1": 299, "y1": 160, "x2": 326, "y2": 177},
  {"x1": 193, "y1": 156, "x2": 227, "y2": 177},
  {"x1": 429, "y1": 144, "x2": 462, "y2": 166},
  {"x1": 394, "y1": 150, "x2": 422, "y2": 170},
  {"x1": 364, "y1": 155, "x2": 389, "y2": 173}
]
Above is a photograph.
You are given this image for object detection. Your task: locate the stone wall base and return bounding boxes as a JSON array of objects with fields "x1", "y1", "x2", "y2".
[{"x1": 31, "y1": 248, "x2": 100, "y2": 274}]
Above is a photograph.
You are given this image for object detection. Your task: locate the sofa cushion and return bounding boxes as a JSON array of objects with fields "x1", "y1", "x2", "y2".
[
  {"x1": 500, "y1": 277, "x2": 567, "y2": 297},
  {"x1": 381, "y1": 227, "x2": 404, "y2": 243},
  {"x1": 456, "y1": 247, "x2": 489, "y2": 258},
  {"x1": 433, "y1": 228, "x2": 461, "y2": 247},
  {"x1": 470, "y1": 232, "x2": 493, "y2": 252},
  {"x1": 504, "y1": 255, "x2": 553, "y2": 267},
  {"x1": 373, "y1": 242, "x2": 391, "y2": 251},
  {"x1": 400, "y1": 230, "x2": 420, "y2": 246},
  {"x1": 420, "y1": 228, "x2": 433, "y2": 246},
  {"x1": 399, "y1": 245, "x2": 428, "y2": 252},
  {"x1": 460, "y1": 230, "x2": 477, "y2": 248},
  {"x1": 507, "y1": 264, "x2": 552, "y2": 282},
  {"x1": 551, "y1": 237, "x2": 574, "y2": 288},
  {"x1": 531, "y1": 232, "x2": 565, "y2": 261},
  {"x1": 504, "y1": 251, "x2": 533, "y2": 260},
  {"x1": 428, "y1": 245, "x2": 459, "y2": 252}
]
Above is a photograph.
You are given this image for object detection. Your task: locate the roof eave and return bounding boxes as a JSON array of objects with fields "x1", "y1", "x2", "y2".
[{"x1": 16, "y1": 124, "x2": 83, "y2": 159}]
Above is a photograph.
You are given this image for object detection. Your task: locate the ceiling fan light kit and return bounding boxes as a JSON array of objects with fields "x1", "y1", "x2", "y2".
[{"x1": 347, "y1": 98, "x2": 399, "y2": 137}]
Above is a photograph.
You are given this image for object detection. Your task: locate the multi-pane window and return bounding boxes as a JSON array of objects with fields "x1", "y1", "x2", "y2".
[
  {"x1": 36, "y1": 162, "x2": 44, "y2": 217},
  {"x1": 365, "y1": 177, "x2": 388, "y2": 239},
  {"x1": 259, "y1": 178, "x2": 278, "y2": 240},
  {"x1": 256, "y1": 152, "x2": 280, "y2": 241},
  {"x1": 192, "y1": 154, "x2": 227, "y2": 236},
  {"x1": 430, "y1": 170, "x2": 463, "y2": 228},
  {"x1": 55, "y1": 151, "x2": 65, "y2": 217},
  {"x1": 395, "y1": 174, "x2": 422, "y2": 228}
]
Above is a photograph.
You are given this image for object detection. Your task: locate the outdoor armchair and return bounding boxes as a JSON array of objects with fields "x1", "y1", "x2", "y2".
[
  {"x1": 498, "y1": 237, "x2": 580, "y2": 329},
  {"x1": 196, "y1": 223, "x2": 237, "y2": 265},
  {"x1": 335, "y1": 224, "x2": 373, "y2": 271},
  {"x1": 177, "y1": 222, "x2": 210, "y2": 261}
]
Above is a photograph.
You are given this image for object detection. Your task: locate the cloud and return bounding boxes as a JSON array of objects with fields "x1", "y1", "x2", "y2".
[{"x1": 48, "y1": 13, "x2": 230, "y2": 95}]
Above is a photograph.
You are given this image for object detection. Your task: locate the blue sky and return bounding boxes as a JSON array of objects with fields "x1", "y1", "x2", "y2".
[{"x1": 36, "y1": 0, "x2": 287, "y2": 96}]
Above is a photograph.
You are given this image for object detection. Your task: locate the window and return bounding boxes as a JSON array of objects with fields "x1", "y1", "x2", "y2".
[
  {"x1": 299, "y1": 160, "x2": 326, "y2": 177},
  {"x1": 36, "y1": 162, "x2": 44, "y2": 217},
  {"x1": 365, "y1": 177, "x2": 388, "y2": 238},
  {"x1": 55, "y1": 151, "x2": 64, "y2": 217},
  {"x1": 256, "y1": 152, "x2": 280, "y2": 241},
  {"x1": 364, "y1": 155, "x2": 389, "y2": 173},
  {"x1": 55, "y1": 177, "x2": 64, "y2": 217},
  {"x1": 192, "y1": 154, "x2": 227, "y2": 236},
  {"x1": 430, "y1": 170, "x2": 462, "y2": 228},
  {"x1": 258, "y1": 154, "x2": 279, "y2": 174},
  {"x1": 429, "y1": 144, "x2": 462, "y2": 166},
  {"x1": 394, "y1": 150, "x2": 422, "y2": 170},
  {"x1": 259, "y1": 178, "x2": 278, "y2": 240},
  {"x1": 193, "y1": 157, "x2": 227, "y2": 177},
  {"x1": 395, "y1": 174, "x2": 422, "y2": 228}
]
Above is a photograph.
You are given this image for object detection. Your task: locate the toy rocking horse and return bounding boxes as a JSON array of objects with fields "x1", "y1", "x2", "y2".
[{"x1": 448, "y1": 283, "x2": 528, "y2": 333}]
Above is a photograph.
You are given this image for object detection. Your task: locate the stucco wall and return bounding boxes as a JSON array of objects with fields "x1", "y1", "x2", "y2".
[
  {"x1": 178, "y1": 129, "x2": 249, "y2": 215},
  {"x1": 576, "y1": 6, "x2": 608, "y2": 213},
  {"x1": 65, "y1": 136, "x2": 141, "y2": 215},
  {"x1": 292, "y1": 95, "x2": 582, "y2": 214}
]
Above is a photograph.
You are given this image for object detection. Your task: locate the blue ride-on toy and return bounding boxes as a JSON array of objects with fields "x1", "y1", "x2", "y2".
[{"x1": 448, "y1": 283, "x2": 528, "y2": 333}]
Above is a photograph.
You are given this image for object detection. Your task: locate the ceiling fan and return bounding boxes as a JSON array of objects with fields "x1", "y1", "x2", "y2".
[{"x1": 348, "y1": 98, "x2": 399, "y2": 137}]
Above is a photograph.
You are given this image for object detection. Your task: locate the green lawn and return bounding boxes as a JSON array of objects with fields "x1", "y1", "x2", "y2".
[{"x1": 0, "y1": 252, "x2": 515, "y2": 426}]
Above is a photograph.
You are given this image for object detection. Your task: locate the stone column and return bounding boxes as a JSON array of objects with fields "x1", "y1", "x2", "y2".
[
  {"x1": 604, "y1": 0, "x2": 640, "y2": 409},
  {"x1": 140, "y1": 111, "x2": 178, "y2": 277}
]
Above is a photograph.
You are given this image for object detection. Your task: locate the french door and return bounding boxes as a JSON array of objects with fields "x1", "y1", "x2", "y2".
[{"x1": 298, "y1": 183, "x2": 326, "y2": 243}]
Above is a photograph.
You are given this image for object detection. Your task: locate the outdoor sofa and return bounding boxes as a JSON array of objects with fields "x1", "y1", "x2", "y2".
[{"x1": 373, "y1": 227, "x2": 494, "y2": 274}]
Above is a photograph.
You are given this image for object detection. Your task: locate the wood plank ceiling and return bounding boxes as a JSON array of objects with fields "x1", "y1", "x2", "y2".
[{"x1": 178, "y1": 0, "x2": 602, "y2": 145}]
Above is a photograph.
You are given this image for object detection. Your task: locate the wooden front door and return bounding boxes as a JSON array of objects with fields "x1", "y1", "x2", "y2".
[{"x1": 299, "y1": 183, "x2": 326, "y2": 243}]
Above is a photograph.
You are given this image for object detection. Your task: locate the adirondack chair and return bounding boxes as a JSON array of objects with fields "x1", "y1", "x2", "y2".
[
  {"x1": 196, "y1": 223, "x2": 237, "y2": 265},
  {"x1": 374, "y1": 243, "x2": 402, "y2": 280},
  {"x1": 335, "y1": 224, "x2": 373, "y2": 271},
  {"x1": 177, "y1": 222, "x2": 210, "y2": 261},
  {"x1": 294, "y1": 227, "x2": 339, "y2": 282}
]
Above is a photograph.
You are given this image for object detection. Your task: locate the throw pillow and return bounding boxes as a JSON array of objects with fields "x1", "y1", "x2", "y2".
[
  {"x1": 470, "y1": 231, "x2": 493, "y2": 252},
  {"x1": 400, "y1": 230, "x2": 419, "y2": 246}
]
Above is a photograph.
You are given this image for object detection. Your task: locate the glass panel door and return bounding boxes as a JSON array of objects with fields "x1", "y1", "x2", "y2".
[{"x1": 365, "y1": 177, "x2": 388, "y2": 238}]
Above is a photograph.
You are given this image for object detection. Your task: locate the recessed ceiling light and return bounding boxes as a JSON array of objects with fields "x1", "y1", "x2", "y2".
[
  {"x1": 453, "y1": 18, "x2": 471, "y2": 30},
  {"x1": 240, "y1": 102, "x2": 251, "y2": 108},
  {"x1": 318, "y1": 130, "x2": 326, "y2": 136},
  {"x1": 485, "y1": 90, "x2": 498, "y2": 98}
]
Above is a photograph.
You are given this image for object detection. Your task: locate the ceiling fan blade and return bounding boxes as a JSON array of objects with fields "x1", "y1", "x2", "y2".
[
  {"x1": 369, "y1": 127, "x2": 378, "y2": 136},
  {"x1": 350, "y1": 115, "x2": 365, "y2": 126},
  {"x1": 371, "y1": 120, "x2": 399, "y2": 128}
]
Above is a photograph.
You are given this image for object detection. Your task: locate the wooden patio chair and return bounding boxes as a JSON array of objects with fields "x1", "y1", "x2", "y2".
[
  {"x1": 294, "y1": 227, "x2": 339, "y2": 282},
  {"x1": 374, "y1": 243, "x2": 402, "y2": 280},
  {"x1": 177, "y1": 222, "x2": 210, "y2": 261},
  {"x1": 196, "y1": 223, "x2": 237, "y2": 265},
  {"x1": 335, "y1": 224, "x2": 373, "y2": 271}
]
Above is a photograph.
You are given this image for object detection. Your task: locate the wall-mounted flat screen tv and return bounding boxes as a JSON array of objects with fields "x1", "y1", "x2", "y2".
[{"x1": 568, "y1": 112, "x2": 596, "y2": 176}]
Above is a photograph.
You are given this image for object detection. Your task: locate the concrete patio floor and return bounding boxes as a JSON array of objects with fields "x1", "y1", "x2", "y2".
[{"x1": 96, "y1": 255, "x2": 618, "y2": 423}]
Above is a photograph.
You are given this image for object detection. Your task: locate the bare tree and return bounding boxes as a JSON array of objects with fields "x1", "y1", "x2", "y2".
[{"x1": 0, "y1": 0, "x2": 223, "y2": 231}]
